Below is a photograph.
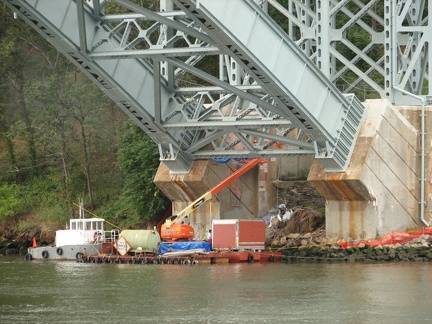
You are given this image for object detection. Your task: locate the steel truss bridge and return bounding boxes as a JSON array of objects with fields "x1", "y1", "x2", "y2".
[{"x1": 2, "y1": 0, "x2": 431, "y2": 173}]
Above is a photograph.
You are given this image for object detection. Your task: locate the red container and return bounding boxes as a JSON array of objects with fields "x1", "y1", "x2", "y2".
[{"x1": 212, "y1": 219, "x2": 265, "y2": 251}]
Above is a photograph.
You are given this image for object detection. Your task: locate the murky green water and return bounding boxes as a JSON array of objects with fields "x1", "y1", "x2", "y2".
[{"x1": 1, "y1": 256, "x2": 431, "y2": 323}]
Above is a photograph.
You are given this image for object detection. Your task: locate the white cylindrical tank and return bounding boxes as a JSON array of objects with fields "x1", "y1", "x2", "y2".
[{"x1": 119, "y1": 230, "x2": 161, "y2": 253}]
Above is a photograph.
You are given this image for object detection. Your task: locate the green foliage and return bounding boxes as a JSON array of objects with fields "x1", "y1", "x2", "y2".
[
  {"x1": 0, "y1": 177, "x2": 68, "y2": 226},
  {"x1": 35, "y1": 201, "x2": 69, "y2": 226},
  {"x1": 97, "y1": 196, "x2": 139, "y2": 229},
  {"x1": 0, "y1": 184, "x2": 25, "y2": 220},
  {"x1": 17, "y1": 177, "x2": 69, "y2": 226},
  {"x1": 116, "y1": 121, "x2": 170, "y2": 225},
  {"x1": 268, "y1": 0, "x2": 290, "y2": 32},
  {"x1": 104, "y1": 0, "x2": 159, "y2": 14},
  {"x1": 17, "y1": 219, "x2": 33, "y2": 232}
]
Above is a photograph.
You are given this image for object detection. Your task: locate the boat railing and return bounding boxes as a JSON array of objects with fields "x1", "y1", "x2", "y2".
[{"x1": 97, "y1": 230, "x2": 120, "y2": 243}]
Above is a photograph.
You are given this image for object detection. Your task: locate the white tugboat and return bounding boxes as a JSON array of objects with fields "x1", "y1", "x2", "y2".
[{"x1": 25, "y1": 203, "x2": 119, "y2": 261}]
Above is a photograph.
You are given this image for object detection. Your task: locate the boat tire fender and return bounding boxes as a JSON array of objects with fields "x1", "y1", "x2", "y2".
[
  {"x1": 56, "y1": 247, "x2": 63, "y2": 256},
  {"x1": 42, "y1": 250, "x2": 49, "y2": 259},
  {"x1": 248, "y1": 253, "x2": 254, "y2": 263},
  {"x1": 269, "y1": 255, "x2": 275, "y2": 263},
  {"x1": 24, "y1": 253, "x2": 33, "y2": 261},
  {"x1": 76, "y1": 252, "x2": 84, "y2": 260}
]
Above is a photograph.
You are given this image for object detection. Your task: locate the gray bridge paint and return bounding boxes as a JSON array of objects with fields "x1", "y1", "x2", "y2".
[
  {"x1": 0, "y1": 0, "x2": 367, "y2": 173},
  {"x1": 2, "y1": 0, "x2": 429, "y2": 173}
]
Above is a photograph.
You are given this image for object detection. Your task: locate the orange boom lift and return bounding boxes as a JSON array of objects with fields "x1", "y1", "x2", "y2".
[{"x1": 160, "y1": 159, "x2": 262, "y2": 241}]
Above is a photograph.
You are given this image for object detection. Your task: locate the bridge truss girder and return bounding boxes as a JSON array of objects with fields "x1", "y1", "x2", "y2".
[
  {"x1": 2, "y1": 0, "x2": 428, "y2": 174},
  {"x1": 4, "y1": 0, "x2": 323, "y2": 173},
  {"x1": 270, "y1": 0, "x2": 432, "y2": 105}
]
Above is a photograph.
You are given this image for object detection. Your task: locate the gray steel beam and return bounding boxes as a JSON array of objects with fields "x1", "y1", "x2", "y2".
[
  {"x1": 3, "y1": 0, "x2": 430, "y2": 174},
  {"x1": 174, "y1": 0, "x2": 366, "y2": 171},
  {"x1": 267, "y1": 0, "x2": 432, "y2": 105},
  {"x1": 3, "y1": 0, "x2": 318, "y2": 173}
]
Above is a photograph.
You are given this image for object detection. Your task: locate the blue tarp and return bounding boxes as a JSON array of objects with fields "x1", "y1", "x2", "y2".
[
  {"x1": 259, "y1": 210, "x2": 277, "y2": 226},
  {"x1": 159, "y1": 241, "x2": 212, "y2": 255},
  {"x1": 212, "y1": 158, "x2": 230, "y2": 163}
]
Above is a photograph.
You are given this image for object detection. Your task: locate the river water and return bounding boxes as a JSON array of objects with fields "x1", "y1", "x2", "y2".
[{"x1": 0, "y1": 256, "x2": 431, "y2": 323}]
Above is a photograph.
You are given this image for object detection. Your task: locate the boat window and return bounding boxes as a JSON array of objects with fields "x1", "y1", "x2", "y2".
[
  {"x1": 85, "y1": 221, "x2": 91, "y2": 230},
  {"x1": 71, "y1": 222, "x2": 76, "y2": 230}
]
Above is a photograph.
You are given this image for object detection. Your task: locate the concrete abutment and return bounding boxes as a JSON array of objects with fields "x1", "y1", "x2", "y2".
[{"x1": 309, "y1": 99, "x2": 432, "y2": 240}]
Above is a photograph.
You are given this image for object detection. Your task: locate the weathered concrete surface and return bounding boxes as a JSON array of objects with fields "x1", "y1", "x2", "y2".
[
  {"x1": 267, "y1": 156, "x2": 314, "y2": 209},
  {"x1": 309, "y1": 99, "x2": 430, "y2": 240},
  {"x1": 154, "y1": 159, "x2": 259, "y2": 240}
]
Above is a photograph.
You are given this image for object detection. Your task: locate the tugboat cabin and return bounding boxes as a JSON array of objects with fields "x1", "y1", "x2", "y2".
[{"x1": 56, "y1": 218, "x2": 107, "y2": 246}]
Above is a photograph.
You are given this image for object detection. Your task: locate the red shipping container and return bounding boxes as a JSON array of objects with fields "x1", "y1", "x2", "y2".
[{"x1": 212, "y1": 219, "x2": 265, "y2": 250}]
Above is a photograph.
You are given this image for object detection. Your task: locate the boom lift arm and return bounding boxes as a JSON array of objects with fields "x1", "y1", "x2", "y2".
[{"x1": 161, "y1": 158, "x2": 262, "y2": 240}]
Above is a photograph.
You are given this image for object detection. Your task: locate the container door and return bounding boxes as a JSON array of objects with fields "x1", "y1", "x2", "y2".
[{"x1": 212, "y1": 223, "x2": 237, "y2": 250}]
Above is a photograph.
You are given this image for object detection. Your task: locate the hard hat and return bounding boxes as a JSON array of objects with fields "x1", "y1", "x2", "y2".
[{"x1": 278, "y1": 204, "x2": 286, "y2": 209}]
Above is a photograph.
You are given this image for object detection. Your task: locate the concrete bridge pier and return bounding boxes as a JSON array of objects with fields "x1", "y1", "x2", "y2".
[
  {"x1": 309, "y1": 99, "x2": 432, "y2": 240},
  {"x1": 154, "y1": 159, "x2": 261, "y2": 240}
]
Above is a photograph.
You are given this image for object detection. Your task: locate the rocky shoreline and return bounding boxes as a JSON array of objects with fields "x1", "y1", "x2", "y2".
[
  {"x1": 276, "y1": 236, "x2": 432, "y2": 262},
  {"x1": 0, "y1": 241, "x2": 29, "y2": 257}
]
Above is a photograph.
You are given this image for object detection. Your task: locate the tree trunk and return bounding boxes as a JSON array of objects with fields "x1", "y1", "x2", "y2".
[
  {"x1": 0, "y1": 79, "x2": 17, "y2": 180},
  {"x1": 79, "y1": 120, "x2": 94, "y2": 209},
  {"x1": 58, "y1": 119, "x2": 72, "y2": 202},
  {"x1": 0, "y1": 115, "x2": 17, "y2": 181},
  {"x1": 17, "y1": 82, "x2": 37, "y2": 172}
]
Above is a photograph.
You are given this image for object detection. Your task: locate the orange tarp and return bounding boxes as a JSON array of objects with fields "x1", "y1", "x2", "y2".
[{"x1": 340, "y1": 227, "x2": 432, "y2": 248}]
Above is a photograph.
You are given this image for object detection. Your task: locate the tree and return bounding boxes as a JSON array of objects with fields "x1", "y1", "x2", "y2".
[
  {"x1": 27, "y1": 63, "x2": 113, "y2": 207},
  {"x1": 116, "y1": 121, "x2": 170, "y2": 226},
  {"x1": 0, "y1": 8, "x2": 42, "y2": 177}
]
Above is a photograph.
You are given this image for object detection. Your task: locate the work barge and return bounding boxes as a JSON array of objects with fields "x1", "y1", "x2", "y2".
[
  {"x1": 78, "y1": 250, "x2": 281, "y2": 265},
  {"x1": 82, "y1": 218, "x2": 282, "y2": 265},
  {"x1": 26, "y1": 214, "x2": 282, "y2": 265}
]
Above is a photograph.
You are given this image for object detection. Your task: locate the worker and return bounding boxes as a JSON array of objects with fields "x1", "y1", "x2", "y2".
[
  {"x1": 277, "y1": 204, "x2": 293, "y2": 222},
  {"x1": 277, "y1": 204, "x2": 287, "y2": 222},
  {"x1": 93, "y1": 230, "x2": 103, "y2": 242},
  {"x1": 207, "y1": 229, "x2": 212, "y2": 242}
]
